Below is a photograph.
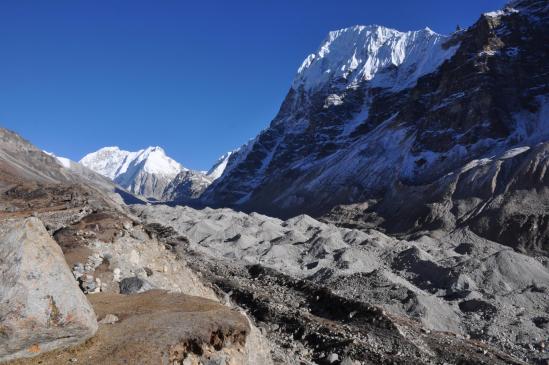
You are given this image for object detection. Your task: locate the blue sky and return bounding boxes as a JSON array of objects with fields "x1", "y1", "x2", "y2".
[{"x1": 0, "y1": 0, "x2": 506, "y2": 170}]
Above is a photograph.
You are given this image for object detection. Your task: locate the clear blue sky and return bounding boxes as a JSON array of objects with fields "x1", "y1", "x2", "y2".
[{"x1": 0, "y1": 0, "x2": 506, "y2": 170}]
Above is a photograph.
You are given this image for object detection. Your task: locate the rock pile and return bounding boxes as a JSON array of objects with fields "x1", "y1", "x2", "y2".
[{"x1": 135, "y1": 204, "x2": 549, "y2": 363}]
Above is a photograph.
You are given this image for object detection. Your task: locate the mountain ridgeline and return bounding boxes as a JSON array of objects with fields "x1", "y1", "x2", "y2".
[
  {"x1": 200, "y1": 0, "x2": 549, "y2": 254},
  {"x1": 77, "y1": 0, "x2": 549, "y2": 255},
  {"x1": 80, "y1": 147, "x2": 232, "y2": 202}
]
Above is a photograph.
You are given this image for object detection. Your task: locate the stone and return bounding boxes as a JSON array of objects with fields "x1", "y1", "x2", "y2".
[
  {"x1": 144, "y1": 267, "x2": 153, "y2": 276},
  {"x1": 327, "y1": 352, "x2": 339, "y2": 363},
  {"x1": 341, "y1": 358, "x2": 358, "y2": 365},
  {"x1": 78, "y1": 273, "x2": 98, "y2": 294},
  {"x1": 119, "y1": 276, "x2": 154, "y2": 294},
  {"x1": 112, "y1": 267, "x2": 121, "y2": 282},
  {"x1": 72, "y1": 262, "x2": 85, "y2": 279},
  {"x1": 98, "y1": 314, "x2": 119, "y2": 325},
  {"x1": 0, "y1": 218, "x2": 98, "y2": 362},
  {"x1": 129, "y1": 249, "x2": 139, "y2": 266}
]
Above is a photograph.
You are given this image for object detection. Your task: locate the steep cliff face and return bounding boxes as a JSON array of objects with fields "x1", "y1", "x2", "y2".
[{"x1": 202, "y1": 0, "x2": 549, "y2": 253}]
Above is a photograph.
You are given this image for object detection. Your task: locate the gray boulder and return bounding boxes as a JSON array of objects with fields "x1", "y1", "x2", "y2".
[
  {"x1": 119, "y1": 276, "x2": 154, "y2": 294},
  {"x1": 0, "y1": 218, "x2": 98, "y2": 362}
]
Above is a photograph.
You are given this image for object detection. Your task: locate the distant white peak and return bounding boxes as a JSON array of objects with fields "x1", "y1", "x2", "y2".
[
  {"x1": 80, "y1": 145, "x2": 183, "y2": 179},
  {"x1": 44, "y1": 151, "x2": 72, "y2": 169},
  {"x1": 293, "y1": 24, "x2": 459, "y2": 92},
  {"x1": 207, "y1": 151, "x2": 234, "y2": 180},
  {"x1": 80, "y1": 147, "x2": 134, "y2": 179},
  {"x1": 98, "y1": 146, "x2": 122, "y2": 152},
  {"x1": 135, "y1": 146, "x2": 184, "y2": 176}
]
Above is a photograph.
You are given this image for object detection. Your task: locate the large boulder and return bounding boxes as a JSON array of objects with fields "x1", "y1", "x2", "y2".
[{"x1": 0, "y1": 218, "x2": 98, "y2": 362}]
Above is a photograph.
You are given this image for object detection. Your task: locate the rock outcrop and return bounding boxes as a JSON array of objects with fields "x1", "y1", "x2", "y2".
[
  {"x1": 0, "y1": 218, "x2": 97, "y2": 362},
  {"x1": 52, "y1": 210, "x2": 218, "y2": 300},
  {"x1": 162, "y1": 170, "x2": 212, "y2": 203}
]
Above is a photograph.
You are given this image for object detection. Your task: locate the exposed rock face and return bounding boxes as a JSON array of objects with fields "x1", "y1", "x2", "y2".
[
  {"x1": 0, "y1": 128, "x2": 80, "y2": 188},
  {"x1": 320, "y1": 142, "x2": 549, "y2": 255},
  {"x1": 0, "y1": 218, "x2": 97, "y2": 362},
  {"x1": 2, "y1": 2, "x2": 549, "y2": 364},
  {"x1": 201, "y1": 0, "x2": 549, "y2": 254},
  {"x1": 0, "y1": 129, "x2": 272, "y2": 363},
  {"x1": 162, "y1": 170, "x2": 212, "y2": 203},
  {"x1": 134, "y1": 204, "x2": 549, "y2": 363}
]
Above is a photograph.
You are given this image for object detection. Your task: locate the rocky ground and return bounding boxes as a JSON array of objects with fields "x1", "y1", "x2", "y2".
[
  {"x1": 0, "y1": 203, "x2": 273, "y2": 364},
  {"x1": 8, "y1": 290, "x2": 271, "y2": 365},
  {"x1": 5, "y1": 178, "x2": 545, "y2": 364},
  {"x1": 1, "y1": 2, "x2": 548, "y2": 363},
  {"x1": 0, "y1": 133, "x2": 274, "y2": 364},
  {"x1": 134, "y1": 204, "x2": 549, "y2": 364}
]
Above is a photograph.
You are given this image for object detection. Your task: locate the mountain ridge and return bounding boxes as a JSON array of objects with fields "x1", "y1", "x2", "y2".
[
  {"x1": 80, "y1": 146, "x2": 230, "y2": 201},
  {"x1": 293, "y1": 24, "x2": 458, "y2": 93},
  {"x1": 201, "y1": 0, "x2": 549, "y2": 254}
]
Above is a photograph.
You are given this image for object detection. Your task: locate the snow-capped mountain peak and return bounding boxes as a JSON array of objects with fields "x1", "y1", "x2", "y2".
[
  {"x1": 207, "y1": 151, "x2": 234, "y2": 180},
  {"x1": 80, "y1": 146, "x2": 135, "y2": 180},
  {"x1": 80, "y1": 146, "x2": 223, "y2": 201},
  {"x1": 293, "y1": 24, "x2": 459, "y2": 92},
  {"x1": 80, "y1": 146, "x2": 184, "y2": 180},
  {"x1": 80, "y1": 146, "x2": 186, "y2": 199},
  {"x1": 133, "y1": 146, "x2": 185, "y2": 176}
]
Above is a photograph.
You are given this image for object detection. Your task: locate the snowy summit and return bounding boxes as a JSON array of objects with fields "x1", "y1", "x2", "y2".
[
  {"x1": 206, "y1": 151, "x2": 234, "y2": 180},
  {"x1": 293, "y1": 25, "x2": 458, "y2": 92},
  {"x1": 80, "y1": 146, "x2": 185, "y2": 199},
  {"x1": 80, "y1": 146, "x2": 183, "y2": 180},
  {"x1": 80, "y1": 146, "x2": 232, "y2": 201}
]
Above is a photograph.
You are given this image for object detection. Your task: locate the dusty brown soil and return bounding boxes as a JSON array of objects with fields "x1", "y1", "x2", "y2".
[{"x1": 8, "y1": 291, "x2": 250, "y2": 365}]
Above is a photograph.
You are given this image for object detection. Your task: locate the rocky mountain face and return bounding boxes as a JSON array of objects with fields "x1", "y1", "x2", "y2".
[
  {"x1": 80, "y1": 146, "x2": 214, "y2": 201},
  {"x1": 163, "y1": 169, "x2": 213, "y2": 203},
  {"x1": 202, "y1": 0, "x2": 549, "y2": 255},
  {"x1": 0, "y1": 129, "x2": 143, "y2": 215}
]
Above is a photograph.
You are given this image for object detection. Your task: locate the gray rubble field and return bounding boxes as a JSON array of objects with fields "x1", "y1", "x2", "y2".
[{"x1": 134, "y1": 204, "x2": 549, "y2": 362}]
